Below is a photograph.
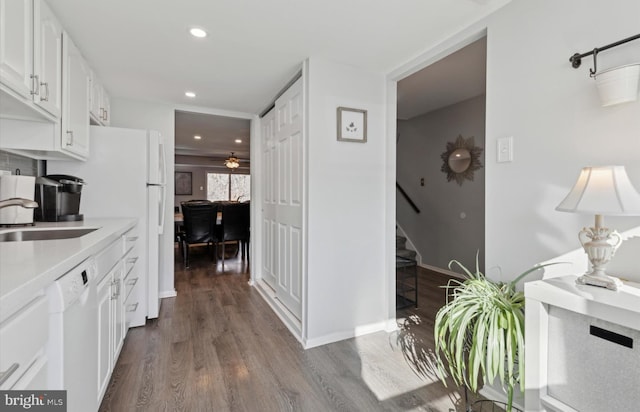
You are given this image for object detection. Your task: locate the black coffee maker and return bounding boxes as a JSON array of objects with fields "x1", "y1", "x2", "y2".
[{"x1": 35, "y1": 175, "x2": 85, "y2": 221}]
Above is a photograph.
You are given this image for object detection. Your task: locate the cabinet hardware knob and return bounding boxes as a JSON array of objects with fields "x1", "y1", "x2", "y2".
[{"x1": 0, "y1": 363, "x2": 20, "y2": 386}]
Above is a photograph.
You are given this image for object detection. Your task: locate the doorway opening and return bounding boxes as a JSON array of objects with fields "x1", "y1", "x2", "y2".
[
  {"x1": 395, "y1": 36, "x2": 487, "y2": 277},
  {"x1": 173, "y1": 110, "x2": 252, "y2": 271}
]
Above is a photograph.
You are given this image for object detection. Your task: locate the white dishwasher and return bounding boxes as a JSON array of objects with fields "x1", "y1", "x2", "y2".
[{"x1": 47, "y1": 257, "x2": 98, "y2": 412}]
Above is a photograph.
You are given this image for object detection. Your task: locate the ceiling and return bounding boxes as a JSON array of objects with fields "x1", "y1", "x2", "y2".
[
  {"x1": 46, "y1": 1, "x2": 502, "y2": 161},
  {"x1": 46, "y1": 0, "x2": 508, "y2": 115},
  {"x1": 174, "y1": 111, "x2": 250, "y2": 161},
  {"x1": 397, "y1": 37, "x2": 487, "y2": 120}
]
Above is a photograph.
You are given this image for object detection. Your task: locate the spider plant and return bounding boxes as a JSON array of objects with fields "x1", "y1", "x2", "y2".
[{"x1": 434, "y1": 256, "x2": 557, "y2": 411}]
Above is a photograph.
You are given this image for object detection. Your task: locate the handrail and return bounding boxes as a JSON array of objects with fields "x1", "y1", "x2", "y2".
[{"x1": 396, "y1": 182, "x2": 420, "y2": 214}]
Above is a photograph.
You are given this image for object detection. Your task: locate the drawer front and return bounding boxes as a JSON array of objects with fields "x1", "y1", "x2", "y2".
[
  {"x1": 123, "y1": 264, "x2": 140, "y2": 301},
  {"x1": 547, "y1": 306, "x2": 640, "y2": 412},
  {"x1": 124, "y1": 280, "x2": 144, "y2": 329},
  {"x1": 0, "y1": 296, "x2": 49, "y2": 389},
  {"x1": 123, "y1": 225, "x2": 139, "y2": 256},
  {"x1": 11, "y1": 355, "x2": 48, "y2": 390},
  {"x1": 95, "y1": 237, "x2": 124, "y2": 281}
]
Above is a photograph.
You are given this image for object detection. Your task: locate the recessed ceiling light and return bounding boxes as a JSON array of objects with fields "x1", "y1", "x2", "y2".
[
  {"x1": 189, "y1": 27, "x2": 207, "y2": 38},
  {"x1": 235, "y1": 139, "x2": 242, "y2": 143},
  {"x1": 194, "y1": 135, "x2": 202, "y2": 140},
  {"x1": 185, "y1": 91, "x2": 196, "y2": 98}
]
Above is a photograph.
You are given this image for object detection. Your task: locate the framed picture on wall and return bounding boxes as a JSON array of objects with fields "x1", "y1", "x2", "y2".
[
  {"x1": 175, "y1": 171, "x2": 192, "y2": 195},
  {"x1": 337, "y1": 107, "x2": 367, "y2": 143}
]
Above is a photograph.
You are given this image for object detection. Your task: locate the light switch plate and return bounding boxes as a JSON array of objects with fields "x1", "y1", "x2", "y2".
[{"x1": 497, "y1": 136, "x2": 513, "y2": 162}]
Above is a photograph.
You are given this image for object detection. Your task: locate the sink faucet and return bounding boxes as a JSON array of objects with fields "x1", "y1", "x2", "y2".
[{"x1": 0, "y1": 198, "x2": 39, "y2": 209}]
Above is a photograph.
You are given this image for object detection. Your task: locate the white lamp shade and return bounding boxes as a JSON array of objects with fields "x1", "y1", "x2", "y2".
[{"x1": 556, "y1": 166, "x2": 640, "y2": 216}]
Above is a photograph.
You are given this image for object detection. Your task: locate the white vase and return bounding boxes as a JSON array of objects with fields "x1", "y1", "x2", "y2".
[{"x1": 594, "y1": 63, "x2": 640, "y2": 107}]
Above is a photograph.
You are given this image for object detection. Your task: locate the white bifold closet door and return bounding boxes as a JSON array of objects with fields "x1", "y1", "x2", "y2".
[{"x1": 261, "y1": 78, "x2": 303, "y2": 320}]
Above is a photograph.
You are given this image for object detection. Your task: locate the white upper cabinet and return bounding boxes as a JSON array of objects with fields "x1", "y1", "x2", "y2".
[
  {"x1": 61, "y1": 33, "x2": 90, "y2": 159},
  {"x1": 0, "y1": 0, "x2": 61, "y2": 119},
  {"x1": 0, "y1": 0, "x2": 34, "y2": 99},
  {"x1": 33, "y1": 0, "x2": 62, "y2": 117},
  {"x1": 90, "y1": 72, "x2": 110, "y2": 126}
]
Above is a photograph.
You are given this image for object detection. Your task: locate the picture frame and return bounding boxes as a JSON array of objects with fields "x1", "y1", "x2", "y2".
[
  {"x1": 175, "y1": 171, "x2": 192, "y2": 195},
  {"x1": 337, "y1": 107, "x2": 367, "y2": 143}
]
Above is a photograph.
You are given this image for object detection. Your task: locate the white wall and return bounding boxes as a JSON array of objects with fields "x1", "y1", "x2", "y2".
[
  {"x1": 483, "y1": 0, "x2": 640, "y2": 283},
  {"x1": 397, "y1": 95, "x2": 486, "y2": 271},
  {"x1": 305, "y1": 57, "x2": 390, "y2": 345},
  {"x1": 392, "y1": 0, "x2": 640, "y2": 285},
  {"x1": 110, "y1": 98, "x2": 177, "y2": 298}
]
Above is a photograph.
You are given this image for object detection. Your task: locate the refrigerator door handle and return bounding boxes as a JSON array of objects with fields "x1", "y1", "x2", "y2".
[
  {"x1": 158, "y1": 184, "x2": 166, "y2": 235},
  {"x1": 157, "y1": 138, "x2": 167, "y2": 235}
]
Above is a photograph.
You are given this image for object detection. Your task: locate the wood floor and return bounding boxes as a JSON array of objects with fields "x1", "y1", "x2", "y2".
[{"x1": 99, "y1": 245, "x2": 480, "y2": 412}]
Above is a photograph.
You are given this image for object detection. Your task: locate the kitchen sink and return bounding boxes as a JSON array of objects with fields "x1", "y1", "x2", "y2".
[{"x1": 0, "y1": 228, "x2": 98, "y2": 242}]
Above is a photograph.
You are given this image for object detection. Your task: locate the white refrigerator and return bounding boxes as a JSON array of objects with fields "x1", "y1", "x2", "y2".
[{"x1": 48, "y1": 125, "x2": 166, "y2": 324}]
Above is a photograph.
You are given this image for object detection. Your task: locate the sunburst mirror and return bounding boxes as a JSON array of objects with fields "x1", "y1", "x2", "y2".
[{"x1": 440, "y1": 135, "x2": 483, "y2": 186}]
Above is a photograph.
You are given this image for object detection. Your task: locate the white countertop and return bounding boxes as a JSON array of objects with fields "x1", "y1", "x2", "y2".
[
  {"x1": 525, "y1": 275, "x2": 640, "y2": 331},
  {"x1": 0, "y1": 218, "x2": 136, "y2": 319}
]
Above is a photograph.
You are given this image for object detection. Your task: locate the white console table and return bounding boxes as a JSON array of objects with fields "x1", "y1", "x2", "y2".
[{"x1": 524, "y1": 275, "x2": 640, "y2": 412}]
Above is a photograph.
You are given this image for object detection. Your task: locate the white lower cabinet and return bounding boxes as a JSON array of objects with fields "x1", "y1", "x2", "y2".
[
  {"x1": 96, "y1": 259, "x2": 125, "y2": 401},
  {"x1": 96, "y1": 267, "x2": 113, "y2": 400},
  {"x1": 95, "y1": 223, "x2": 139, "y2": 406},
  {"x1": 123, "y1": 225, "x2": 144, "y2": 328},
  {"x1": 0, "y1": 294, "x2": 49, "y2": 390}
]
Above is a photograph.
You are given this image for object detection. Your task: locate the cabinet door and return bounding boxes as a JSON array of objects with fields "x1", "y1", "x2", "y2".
[
  {"x1": 61, "y1": 33, "x2": 90, "y2": 159},
  {"x1": 102, "y1": 88, "x2": 110, "y2": 126},
  {"x1": 112, "y1": 263, "x2": 125, "y2": 361},
  {"x1": 89, "y1": 71, "x2": 102, "y2": 122},
  {"x1": 96, "y1": 272, "x2": 112, "y2": 400},
  {"x1": 33, "y1": 0, "x2": 62, "y2": 117},
  {"x1": 0, "y1": 0, "x2": 33, "y2": 99}
]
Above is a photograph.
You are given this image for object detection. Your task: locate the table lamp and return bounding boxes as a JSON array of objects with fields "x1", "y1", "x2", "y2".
[{"x1": 556, "y1": 166, "x2": 640, "y2": 290}]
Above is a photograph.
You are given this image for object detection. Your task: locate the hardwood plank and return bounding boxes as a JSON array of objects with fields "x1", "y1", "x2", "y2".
[{"x1": 99, "y1": 249, "x2": 486, "y2": 412}]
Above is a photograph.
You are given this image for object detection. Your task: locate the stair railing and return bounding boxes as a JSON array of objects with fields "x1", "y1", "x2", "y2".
[{"x1": 396, "y1": 182, "x2": 420, "y2": 214}]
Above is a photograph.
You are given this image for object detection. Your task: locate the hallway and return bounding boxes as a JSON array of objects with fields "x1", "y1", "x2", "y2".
[{"x1": 99, "y1": 246, "x2": 474, "y2": 411}]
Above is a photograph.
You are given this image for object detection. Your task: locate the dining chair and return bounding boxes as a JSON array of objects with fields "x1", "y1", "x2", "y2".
[
  {"x1": 178, "y1": 200, "x2": 218, "y2": 268},
  {"x1": 218, "y1": 202, "x2": 250, "y2": 269}
]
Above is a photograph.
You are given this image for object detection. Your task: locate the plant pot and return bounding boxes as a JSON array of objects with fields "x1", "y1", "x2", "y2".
[{"x1": 594, "y1": 63, "x2": 640, "y2": 107}]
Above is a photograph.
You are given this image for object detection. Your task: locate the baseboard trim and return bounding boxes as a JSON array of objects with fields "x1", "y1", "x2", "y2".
[
  {"x1": 159, "y1": 289, "x2": 177, "y2": 299},
  {"x1": 419, "y1": 263, "x2": 465, "y2": 280},
  {"x1": 303, "y1": 320, "x2": 390, "y2": 349},
  {"x1": 253, "y1": 279, "x2": 303, "y2": 344}
]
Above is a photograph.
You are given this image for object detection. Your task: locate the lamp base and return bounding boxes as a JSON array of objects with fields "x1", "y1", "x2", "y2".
[{"x1": 576, "y1": 272, "x2": 623, "y2": 291}]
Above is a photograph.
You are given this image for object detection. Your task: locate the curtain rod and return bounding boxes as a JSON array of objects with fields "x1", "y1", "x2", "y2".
[{"x1": 569, "y1": 33, "x2": 640, "y2": 76}]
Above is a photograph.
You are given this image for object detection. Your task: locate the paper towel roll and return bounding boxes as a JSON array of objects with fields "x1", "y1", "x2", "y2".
[{"x1": 0, "y1": 175, "x2": 36, "y2": 225}]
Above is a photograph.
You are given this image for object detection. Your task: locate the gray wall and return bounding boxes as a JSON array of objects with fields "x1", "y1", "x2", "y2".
[
  {"x1": 174, "y1": 156, "x2": 249, "y2": 211},
  {"x1": 397, "y1": 94, "x2": 485, "y2": 272}
]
